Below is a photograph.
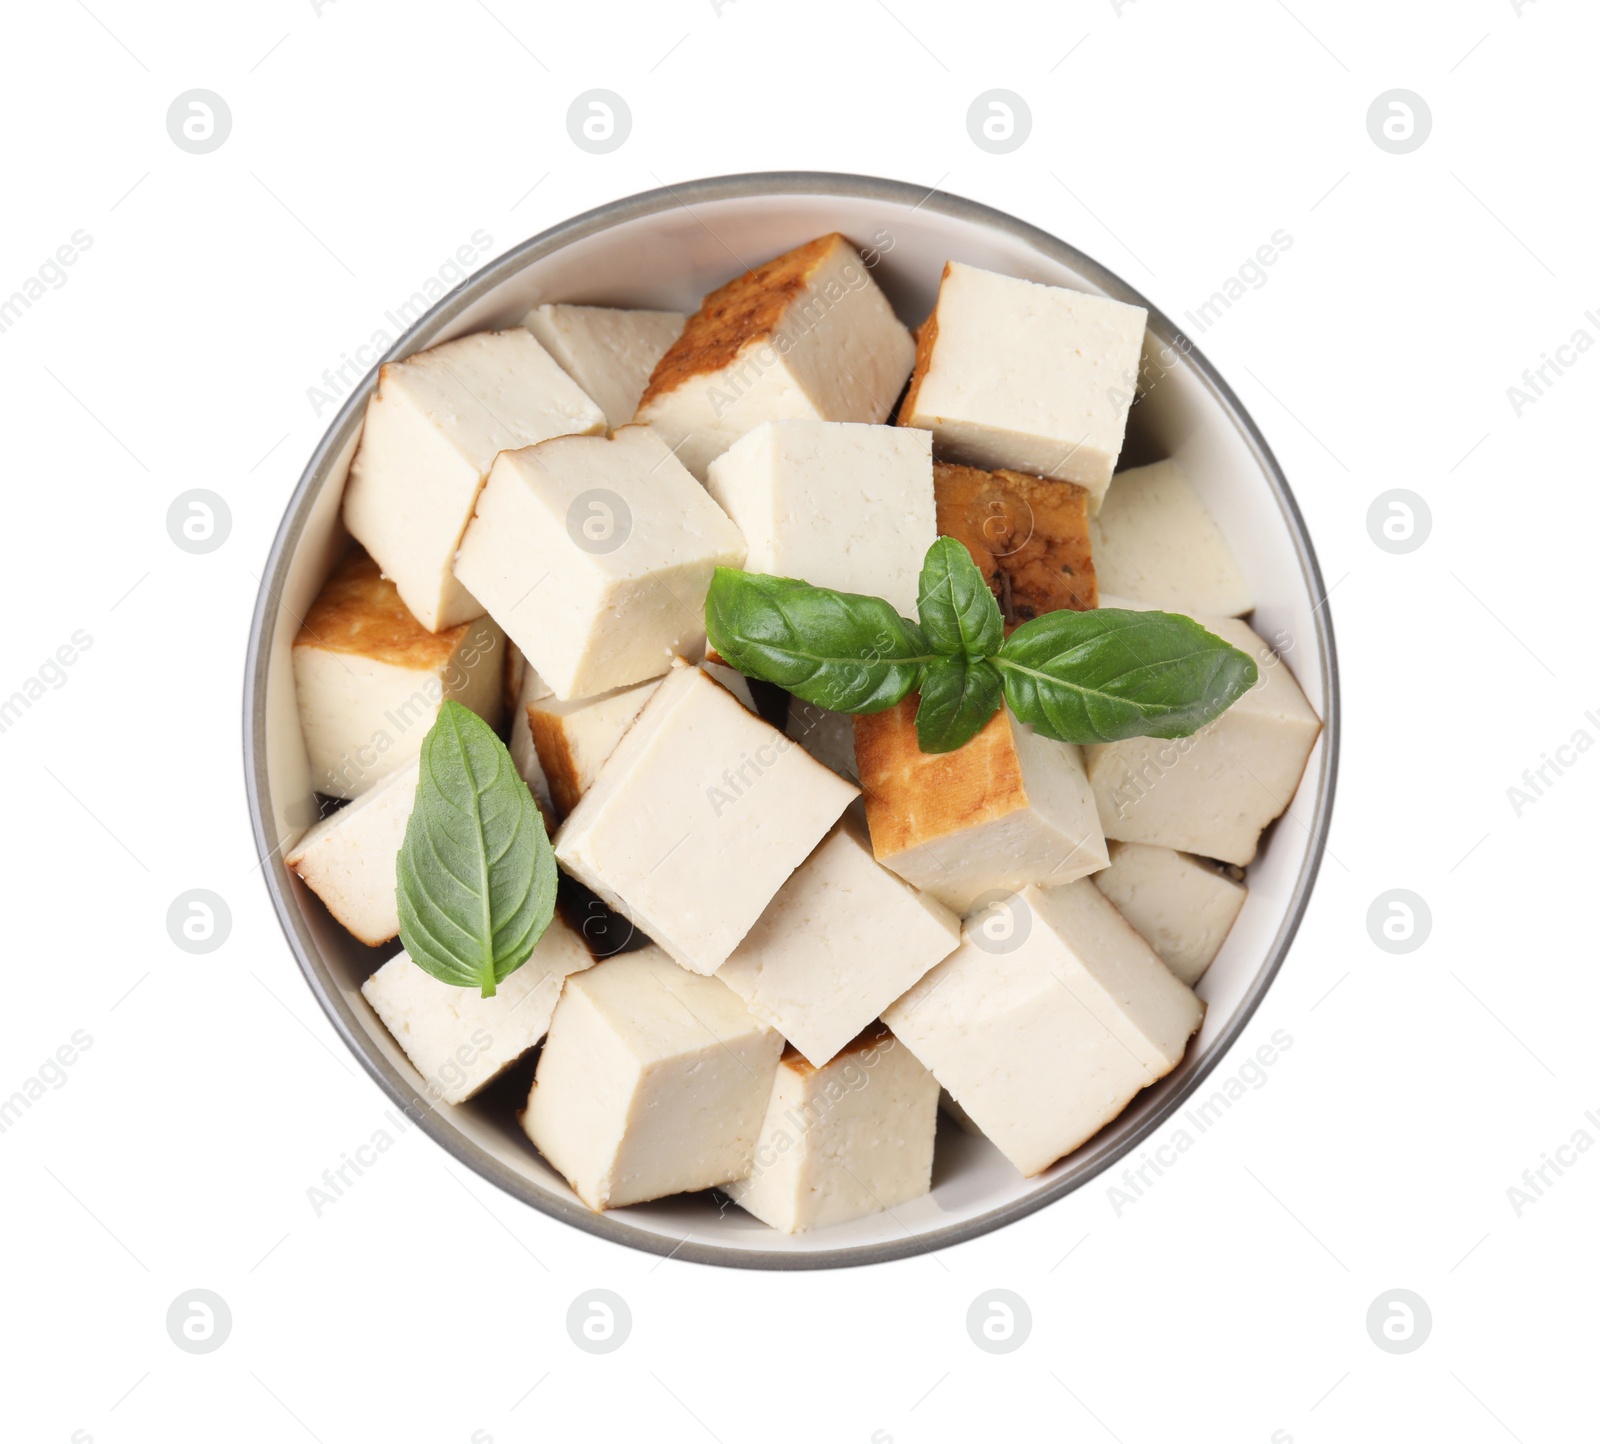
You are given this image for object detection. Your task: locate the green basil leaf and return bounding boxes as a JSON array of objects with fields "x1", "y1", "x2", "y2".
[
  {"x1": 915, "y1": 656, "x2": 1003, "y2": 753},
  {"x1": 916, "y1": 536, "x2": 1003, "y2": 659},
  {"x1": 995, "y1": 608, "x2": 1258, "y2": 745},
  {"x1": 704, "y1": 567, "x2": 936, "y2": 713},
  {"x1": 396, "y1": 701, "x2": 557, "y2": 997}
]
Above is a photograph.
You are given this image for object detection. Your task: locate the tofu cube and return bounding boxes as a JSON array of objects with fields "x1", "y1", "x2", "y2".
[
  {"x1": 555, "y1": 662, "x2": 857, "y2": 975},
  {"x1": 1093, "y1": 840, "x2": 1246, "y2": 987},
  {"x1": 342, "y1": 329, "x2": 606, "y2": 631},
  {"x1": 286, "y1": 756, "x2": 418, "y2": 946},
  {"x1": 528, "y1": 676, "x2": 662, "y2": 818},
  {"x1": 705, "y1": 421, "x2": 936, "y2": 618},
  {"x1": 855, "y1": 697, "x2": 1107, "y2": 914},
  {"x1": 718, "y1": 824, "x2": 961, "y2": 1067},
  {"x1": 933, "y1": 460, "x2": 1097, "y2": 624},
  {"x1": 524, "y1": 303, "x2": 686, "y2": 430},
  {"x1": 883, "y1": 880, "x2": 1203, "y2": 1176},
  {"x1": 1089, "y1": 460, "x2": 1253, "y2": 617},
  {"x1": 634, "y1": 233, "x2": 916, "y2": 480},
  {"x1": 898, "y1": 262, "x2": 1147, "y2": 510},
  {"x1": 453, "y1": 425, "x2": 747, "y2": 699},
  {"x1": 1086, "y1": 616, "x2": 1321, "y2": 866},
  {"x1": 727, "y1": 1026, "x2": 939, "y2": 1233},
  {"x1": 292, "y1": 549, "x2": 505, "y2": 799},
  {"x1": 522, "y1": 947, "x2": 783, "y2": 1210},
  {"x1": 360, "y1": 915, "x2": 595, "y2": 1105},
  {"x1": 505, "y1": 646, "x2": 556, "y2": 824}
]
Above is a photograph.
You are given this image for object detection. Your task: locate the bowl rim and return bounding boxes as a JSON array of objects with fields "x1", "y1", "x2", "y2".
[{"x1": 243, "y1": 169, "x2": 1340, "y2": 1271}]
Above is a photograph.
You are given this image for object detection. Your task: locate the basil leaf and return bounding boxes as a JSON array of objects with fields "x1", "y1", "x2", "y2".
[
  {"x1": 396, "y1": 701, "x2": 557, "y2": 997},
  {"x1": 995, "y1": 608, "x2": 1258, "y2": 745},
  {"x1": 917, "y1": 536, "x2": 1003, "y2": 659},
  {"x1": 915, "y1": 656, "x2": 1003, "y2": 753},
  {"x1": 704, "y1": 567, "x2": 935, "y2": 713}
]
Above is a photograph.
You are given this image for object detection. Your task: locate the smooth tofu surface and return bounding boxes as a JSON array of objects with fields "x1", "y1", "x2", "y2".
[
  {"x1": 898, "y1": 262, "x2": 1146, "y2": 509},
  {"x1": 1086, "y1": 616, "x2": 1321, "y2": 866},
  {"x1": 718, "y1": 823, "x2": 961, "y2": 1067},
  {"x1": 855, "y1": 697, "x2": 1108, "y2": 913},
  {"x1": 342, "y1": 329, "x2": 606, "y2": 631},
  {"x1": 505, "y1": 646, "x2": 556, "y2": 824},
  {"x1": 529, "y1": 676, "x2": 661, "y2": 818},
  {"x1": 554, "y1": 662, "x2": 857, "y2": 975},
  {"x1": 292, "y1": 549, "x2": 504, "y2": 798},
  {"x1": 883, "y1": 880, "x2": 1203, "y2": 1176},
  {"x1": 1089, "y1": 460, "x2": 1253, "y2": 617},
  {"x1": 635, "y1": 233, "x2": 916, "y2": 479},
  {"x1": 933, "y1": 459, "x2": 1097, "y2": 624},
  {"x1": 1093, "y1": 840, "x2": 1246, "y2": 987},
  {"x1": 286, "y1": 756, "x2": 418, "y2": 946},
  {"x1": 360, "y1": 916, "x2": 594, "y2": 1105},
  {"x1": 524, "y1": 303, "x2": 686, "y2": 430},
  {"x1": 705, "y1": 420, "x2": 936, "y2": 618},
  {"x1": 728, "y1": 1026, "x2": 938, "y2": 1233},
  {"x1": 453, "y1": 425, "x2": 747, "y2": 699},
  {"x1": 521, "y1": 947, "x2": 783, "y2": 1210}
]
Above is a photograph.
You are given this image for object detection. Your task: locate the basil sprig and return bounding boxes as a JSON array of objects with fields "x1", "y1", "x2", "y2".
[
  {"x1": 396, "y1": 701, "x2": 557, "y2": 996},
  {"x1": 705, "y1": 539, "x2": 1258, "y2": 753}
]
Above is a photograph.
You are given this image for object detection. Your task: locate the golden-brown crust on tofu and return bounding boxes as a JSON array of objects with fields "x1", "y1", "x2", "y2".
[
  {"x1": 855, "y1": 697, "x2": 1027, "y2": 859},
  {"x1": 637, "y1": 233, "x2": 845, "y2": 409},
  {"x1": 293, "y1": 549, "x2": 464, "y2": 668},
  {"x1": 527, "y1": 703, "x2": 583, "y2": 818},
  {"x1": 894, "y1": 264, "x2": 949, "y2": 427},
  {"x1": 933, "y1": 461, "x2": 1097, "y2": 625}
]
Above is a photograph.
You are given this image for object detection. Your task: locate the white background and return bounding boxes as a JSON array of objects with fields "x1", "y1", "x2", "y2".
[{"x1": 2, "y1": 0, "x2": 1593, "y2": 1439}]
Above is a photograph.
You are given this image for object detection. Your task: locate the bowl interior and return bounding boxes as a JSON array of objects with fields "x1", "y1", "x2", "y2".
[{"x1": 246, "y1": 175, "x2": 1336, "y2": 1267}]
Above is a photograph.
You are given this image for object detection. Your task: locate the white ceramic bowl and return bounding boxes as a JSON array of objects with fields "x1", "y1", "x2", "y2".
[{"x1": 244, "y1": 172, "x2": 1339, "y2": 1269}]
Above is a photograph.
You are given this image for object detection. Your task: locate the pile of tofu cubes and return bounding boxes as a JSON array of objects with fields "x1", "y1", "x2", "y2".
[{"x1": 285, "y1": 233, "x2": 1321, "y2": 1234}]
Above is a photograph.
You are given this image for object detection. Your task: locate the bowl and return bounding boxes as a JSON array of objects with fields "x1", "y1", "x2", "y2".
[{"x1": 244, "y1": 171, "x2": 1339, "y2": 1269}]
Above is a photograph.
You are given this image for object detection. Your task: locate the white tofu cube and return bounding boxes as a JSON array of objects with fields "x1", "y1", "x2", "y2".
[
  {"x1": 786, "y1": 697, "x2": 867, "y2": 828},
  {"x1": 343, "y1": 329, "x2": 606, "y2": 631},
  {"x1": 719, "y1": 824, "x2": 961, "y2": 1067},
  {"x1": 505, "y1": 646, "x2": 556, "y2": 823},
  {"x1": 555, "y1": 662, "x2": 857, "y2": 975},
  {"x1": 524, "y1": 303, "x2": 685, "y2": 430},
  {"x1": 528, "y1": 676, "x2": 661, "y2": 818},
  {"x1": 705, "y1": 420, "x2": 936, "y2": 618},
  {"x1": 855, "y1": 698, "x2": 1108, "y2": 914},
  {"x1": 1089, "y1": 460, "x2": 1253, "y2": 616},
  {"x1": 286, "y1": 756, "x2": 418, "y2": 946},
  {"x1": 898, "y1": 262, "x2": 1147, "y2": 510},
  {"x1": 634, "y1": 233, "x2": 916, "y2": 480},
  {"x1": 883, "y1": 880, "x2": 1203, "y2": 1176},
  {"x1": 522, "y1": 947, "x2": 783, "y2": 1210},
  {"x1": 360, "y1": 916, "x2": 594, "y2": 1105},
  {"x1": 1086, "y1": 616, "x2": 1321, "y2": 866},
  {"x1": 292, "y1": 549, "x2": 504, "y2": 799},
  {"x1": 728, "y1": 1026, "x2": 938, "y2": 1233},
  {"x1": 453, "y1": 425, "x2": 747, "y2": 699},
  {"x1": 1092, "y1": 840, "x2": 1246, "y2": 987}
]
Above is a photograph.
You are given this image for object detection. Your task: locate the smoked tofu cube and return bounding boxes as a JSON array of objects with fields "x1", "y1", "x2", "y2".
[
  {"x1": 452, "y1": 425, "x2": 747, "y2": 699},
  {"x1": 521, "y1": 947, "x2": 783, "y2": 1210},
  {"x1": 898, "y1": 262, "x2": 1147, "y2": 510},
  {"x1": 505, "y1": 646, "x2": 556, "y2": 824},
  {"x1": 855, "y1": 697, "x2": 1107, "y2": 914},
  {"x1": 1088, "y1": 460, "x2": 1253, "y2": 617},
  {"x1": 634, "y1": 233, "x2": 916, "y2": 480},
  {"x1": 292, "y1": 549, "x2": 505, "y2": 799},
  {"x1": 727, "y1": 1026, "x2": 939, "y2": 1233},
  {"x1": 529, "y1": 676, "x2": 662, "y2": 818},
  {"x1": 360, "y1": 915, "x2": 594, "y2": 1105},
  {"x1": 286, "y1": 756, "x2": 418, "y2": 946},
  {"x1": 705, "y1": 420, "x2": 936, "y2": 618},
  {"x1": 1092, "y1": 840, "x2": 1246, "y2": 987},
  {"x1": 342, "y1": 329, "x2": 606, "y2": 631},
  {"x1": 1086, "y1": 616, "x2": 1321, "y2": 866},
  {"x1": 554, "y1": 662, "x2": 857, "y2": 975},
  {"x1": 718, "y1": 824, "x2": 961, "y2": 1067},
  {"x1": 524, "y1": 303, "x2": 686, "y2": 430},
  {"x1": 933, "y1": 460, "x2": 1097, "y2": 624},
  {"x1": 883, "y1": 880, "x2": 1202, "y2": 1176}
]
